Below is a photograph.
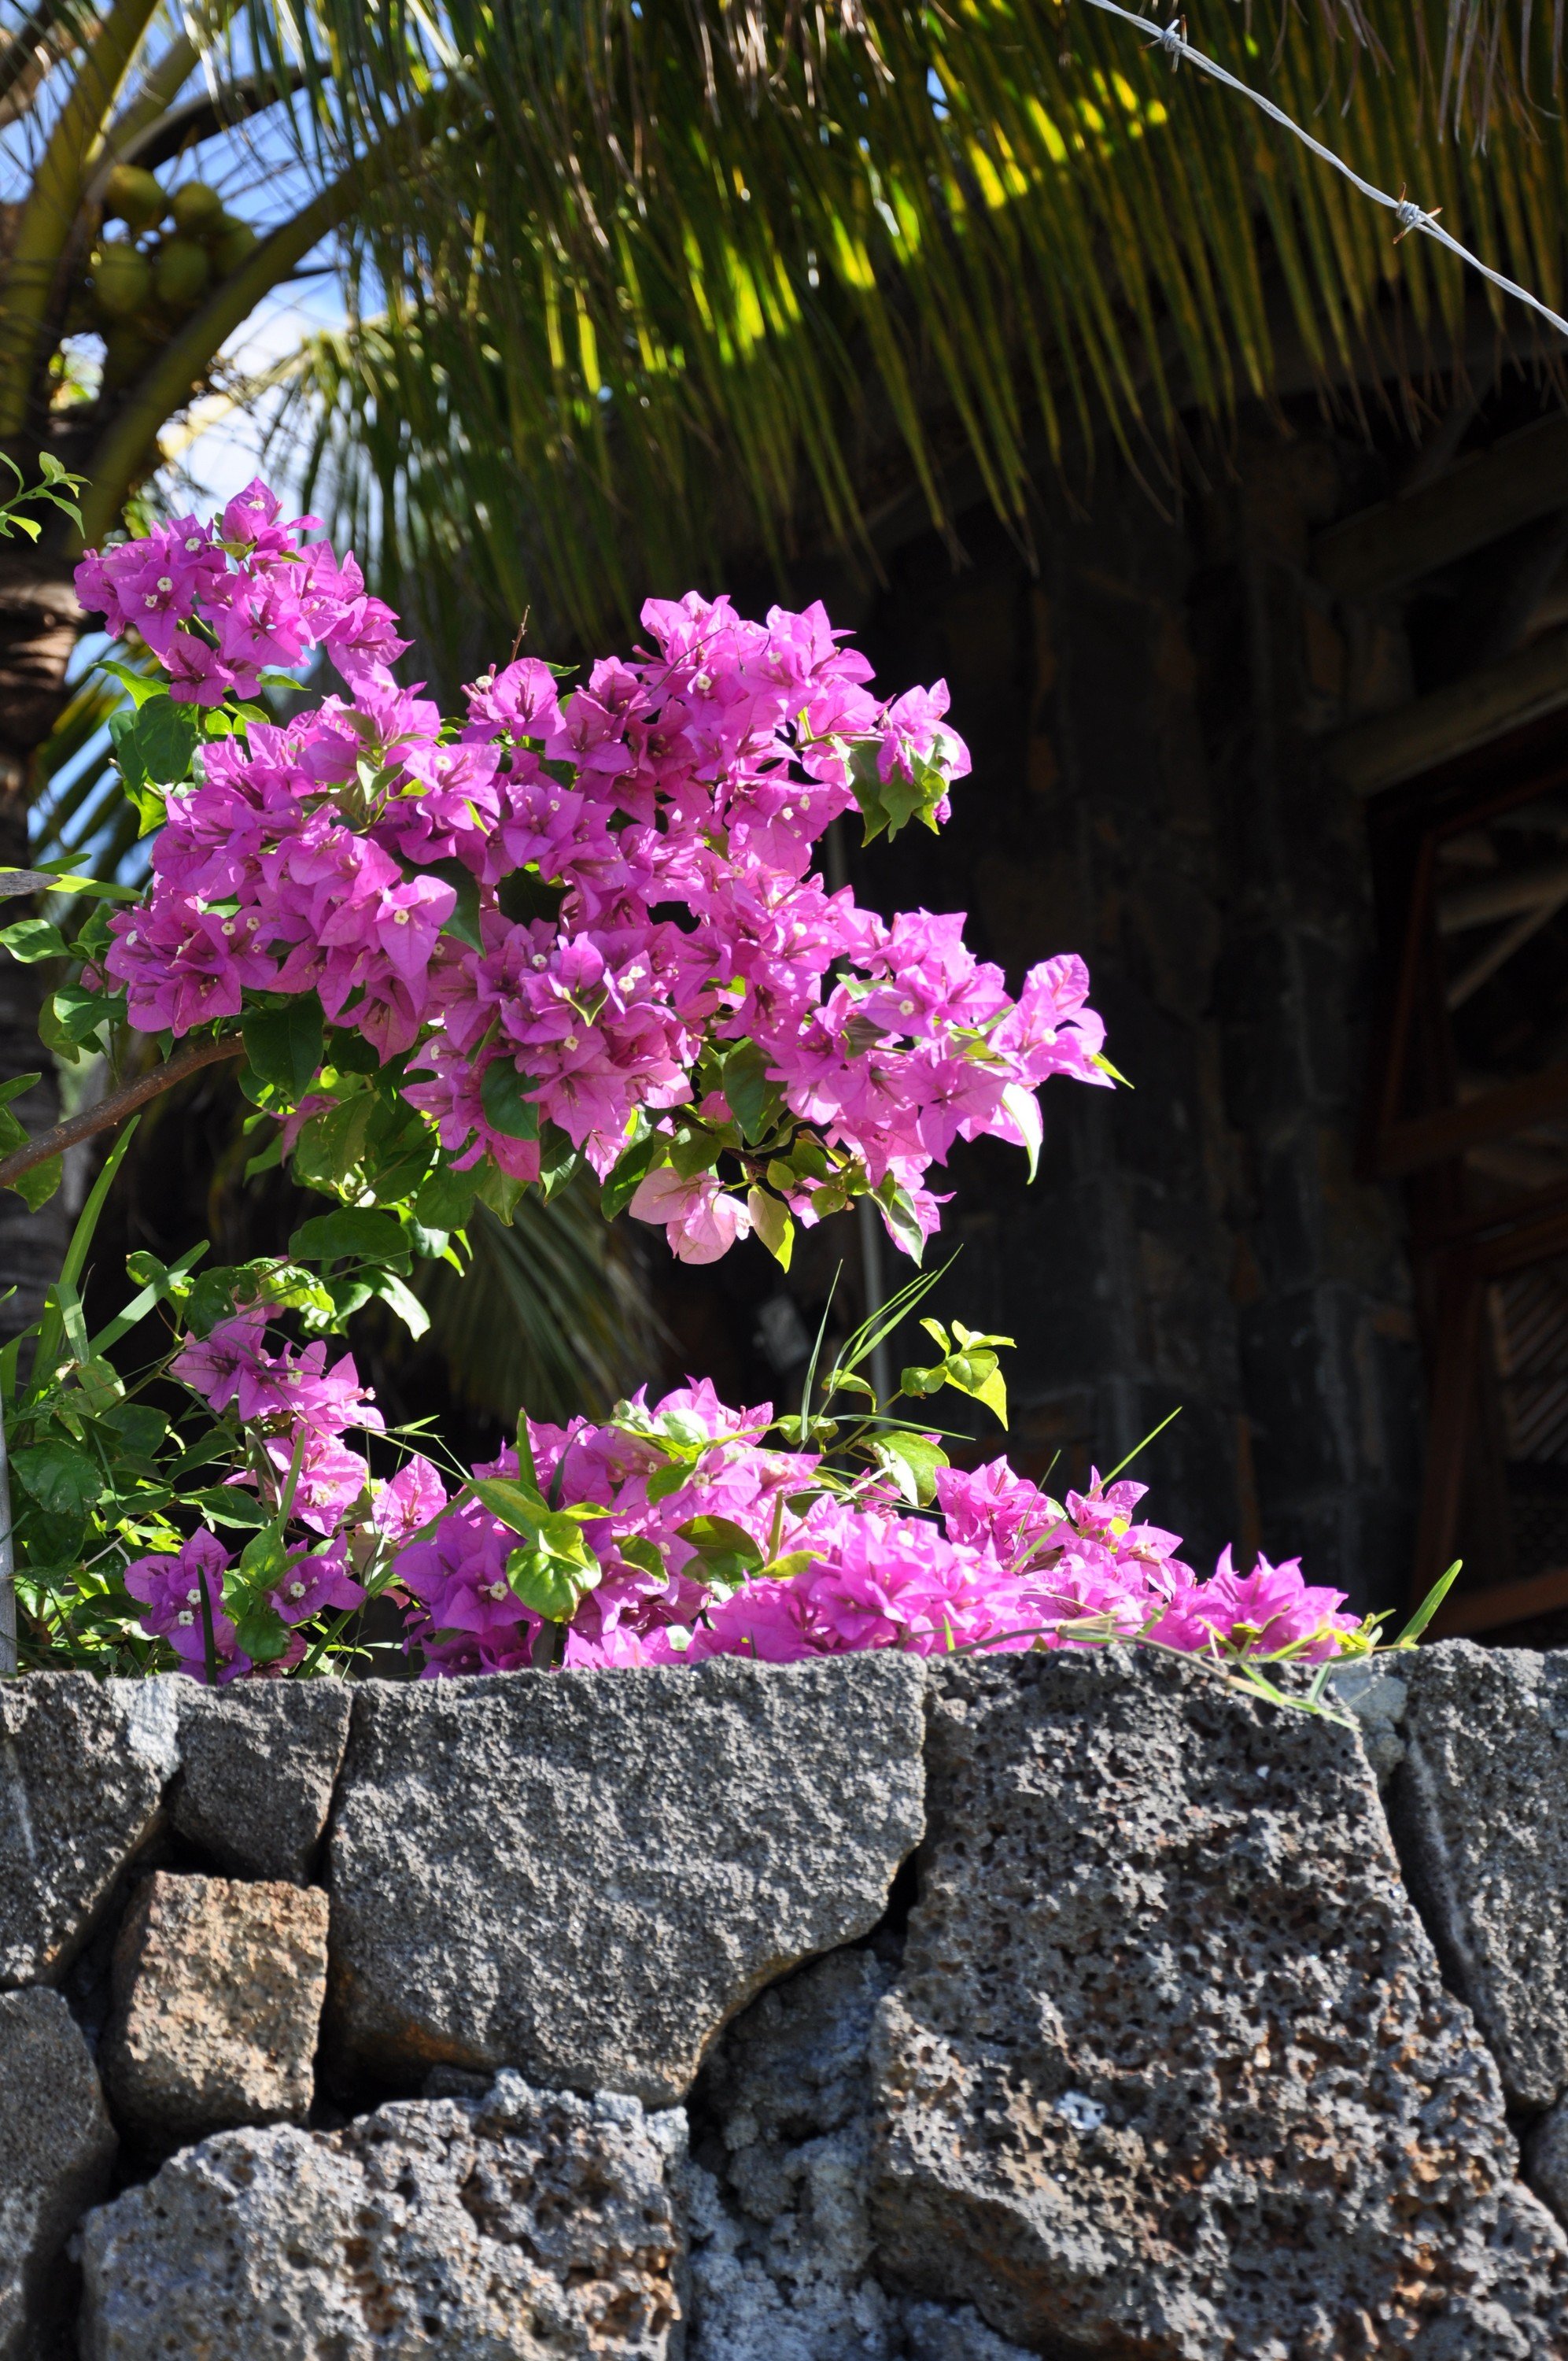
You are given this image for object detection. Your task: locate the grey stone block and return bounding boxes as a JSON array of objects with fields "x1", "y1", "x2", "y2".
[
  {"x1": 327, "y1": 1657, "x2": 925, "y2": 2103},
  {"x1": 1390, "y1": 1639, "x2": 1568, "y2": 2112},
  {"x1": 0, "y1": 1987, "x2": 116, "y2": 2361},
  {"x1": 78, "y1": 2074, "x2": 685, "y2": 2359},
  {"x1": 871, "y1": 1647, "x2": 1568, "y2": 2359},
  {"x1": 0, "y1": 1675, "x2": 164, "y2": 1986},
  {"x1": 168, "y1": 1679, "x2": 351, "y2": 1883},
  {"x1": 104, "y1": 1871, "x2": 329, "y2": 2141}
]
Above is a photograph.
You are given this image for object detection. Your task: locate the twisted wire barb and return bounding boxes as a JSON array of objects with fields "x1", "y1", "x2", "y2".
[{"x1": 1079, "y1": 0, "x2": 1568, "y2": 344}]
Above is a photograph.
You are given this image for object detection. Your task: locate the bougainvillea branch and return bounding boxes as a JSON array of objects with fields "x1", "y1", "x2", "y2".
[
  {"x1": 0, "y1": 479, "x2": 1449, "y2": 1688},
  {"x1": 0, "y1": 1030, "x2": 243, "y2": 1189}
]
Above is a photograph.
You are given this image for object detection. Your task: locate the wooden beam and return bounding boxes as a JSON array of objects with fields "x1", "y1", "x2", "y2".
[
  {"x1": 1374, "y1": 1062, "x2": 1568, "y2": 1178},
  {"x1": 1429, "y1": 1562, "x2": 1568, "y2": 1638},
  {"x1": 1328, "y1": 625, "x2": 1568, "y2": 799},
  {"x1": 1314, "y1": 412, "x2": 1568, "y2": 602}
]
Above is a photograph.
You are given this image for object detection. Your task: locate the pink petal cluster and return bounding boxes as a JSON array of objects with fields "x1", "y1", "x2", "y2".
[
  {"x1": 391, "y1": 1379, "x2": 1363, "y2": 1676},
  {"x1": 79, "y1": 486, "x2": 1110, "y2": 1259},
  {"x1": 124, "y1": 1308, "x2": 388, "y2": 1676}
]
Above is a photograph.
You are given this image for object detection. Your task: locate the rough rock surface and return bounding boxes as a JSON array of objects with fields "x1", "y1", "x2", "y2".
[
  {"x1": 328, "y1": 1657, "x2": 926, "y2": 2102},
  {"x1": 687, "y1": 1947, "x2": 902, "y2": 2359},
  {"x1": 169, "y1": 1679, "x2": 352, "y2": 1883},
  {"x1": 872, "y1": 1646, "x2": 1568, "y2": 2359},
  {"x1": 0, "y1": 1987, "x2": 116, "y2": 2360},
  {"x1": 687, "y1": 1947, "x2": 1035, "y2": 2361},
  {"x1": 103, "y1": 1871, "x2": 329, "y2": 2139},
  {"x1": 1326, "y1": 1658, "x2": 1408, "y2": 1783},
  {"x1": 1390, "y1": 1639, "x2": 1568, "y2": 2111},
  {"x1": 0, "y1": 1674, "x2": 165, "y2": 1986},
  {"x1": 899, "y1": 2304, "x2": 1035, "y2": 2361},
  {"x1": 78, "y1": 2073, "x2": 684, "y2": 2359}
]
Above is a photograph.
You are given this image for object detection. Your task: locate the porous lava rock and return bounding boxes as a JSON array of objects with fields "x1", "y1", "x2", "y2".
[
  {"x1": 0, "y1": 1986, "x2": 116, "y2": 2360},
  {"x1": 1390, "y1": 1638, "x2": 1568, "y2": 2111},
  {"x1": 0, "y1": 1674, "x2": 164, "y2": 1986},
  {"x1": 77, "y1": 2073, "x2": 684, "y2": 2359},
  {"x1": 871, "y1": 1646, "x2": 1568, "y2": 2359},
  {"x1": 103, "y1": 1871, "x2": 328, "y2": 2139},
  {"x1": 327, "y1": 1656, "x2": 926, "y2": 2102},
  {"x1": 686, "y1": 1947, "x2": 902, "y2": 2358},
  {"x1": 168, "y1": 1679, "x2": 351, "y2": 1883}
]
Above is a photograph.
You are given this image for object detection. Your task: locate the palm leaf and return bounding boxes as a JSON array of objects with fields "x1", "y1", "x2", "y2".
[
  {"x1": 253, "y1": 0, "x2": 1568, "y2": 677},
  {"x1": 416, "y1": 1188, "x2": 665, "y2": 1426}
]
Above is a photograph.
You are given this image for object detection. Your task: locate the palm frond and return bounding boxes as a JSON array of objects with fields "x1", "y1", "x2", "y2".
[
  {"x1": 416, "y1": 1188, "x2": 665, "y2": 1426},
  {"x1": 255, "y1": 0, "x2": 1568, "y2": 674}
]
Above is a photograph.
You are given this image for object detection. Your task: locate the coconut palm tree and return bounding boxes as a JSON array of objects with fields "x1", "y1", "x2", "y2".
[{"x1": 0, "y1": 0, "x2": 446, "y2": 1306}]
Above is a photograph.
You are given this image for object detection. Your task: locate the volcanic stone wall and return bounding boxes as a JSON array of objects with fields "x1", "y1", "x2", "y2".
[{"x1": 5, "y1": 1642, "x2": 1568, "y2": 2357}]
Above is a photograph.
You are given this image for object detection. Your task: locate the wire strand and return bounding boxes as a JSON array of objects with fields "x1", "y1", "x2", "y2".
[{"x1": 1077, "y1": 0, "x2": 1568, "y2": 343}]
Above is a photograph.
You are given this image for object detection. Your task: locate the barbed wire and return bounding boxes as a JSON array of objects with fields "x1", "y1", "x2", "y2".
[{"x1": 1077, "y1": 0, "x2": 1568, "y2": 344}]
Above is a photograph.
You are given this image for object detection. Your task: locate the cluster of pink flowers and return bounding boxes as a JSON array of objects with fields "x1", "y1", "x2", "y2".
[
  {"x1": 78, "y1": 484, "x2": 1109, "y2": 1258},
  {"x1": 122, "y1": 1328, "x2": 1361, "y2": 1683},
  {"x1": 122, "y1": 1307, "x2": 434, "y2": 1677},
  {"x1": 396, "y1": 1380, "x2": 1363, "y2": 1675}
]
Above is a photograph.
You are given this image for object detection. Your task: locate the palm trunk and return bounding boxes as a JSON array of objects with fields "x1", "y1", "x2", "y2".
[{"x1": 0, "y1": 545, "x2": 82, "y2": 1336}]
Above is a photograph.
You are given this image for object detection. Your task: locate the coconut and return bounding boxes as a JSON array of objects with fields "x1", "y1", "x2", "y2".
[
  {"x1": 170, "y1": 181, "x2": 225, "y2": 235},
  {"x1": 91, "y1": 242, "x2": 153, "y2": 320},
  {"x1": 153, "y1": 235, "x2": 212, "y2": 309},
  {"x1": 211, "y1": 219, "x2": 260, "y2": 277},
  {"x1": 102, "y1": 164, "x2": 164, "y2": 231}
]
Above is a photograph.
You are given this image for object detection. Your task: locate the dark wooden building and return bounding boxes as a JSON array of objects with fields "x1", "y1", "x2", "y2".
[{"x1": 679, "y1": 358, "x2": 1568, "y2": 1639}]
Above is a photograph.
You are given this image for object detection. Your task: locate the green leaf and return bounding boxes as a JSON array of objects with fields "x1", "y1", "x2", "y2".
[
  {"x1": 99, "y1": 1402, "x2": 169, "y2": 1456},
  {"x1": 97, "y1": 658, "x2": 167, "y2": 710},
  {"x1": 366, "y1": 1265, "x2": 432, "y2": 1339},
  {"x1": 874, "y1": 1177, "x2": 926, "y2": 1263},
  {"x1": 234, "y1": 1601, "x2": 293, "y2": 1663},
  {"x1": 110, "y1": 693, "x2": 201, "y2": 789},
  {"x1": 39, "y1": 982, "x2": 112, "y2": 1059},
  {"x1": 1392, "y1": 1561, "x2": 1463, "y2": 1650},
  {"x1": 617, "y1": 1534, "x2": 667, "y2": 1579},
  {"x1": 472, "y1": 1474, "x2": 548, "y2": 1535},
  {"x1": 244, "y1": 999, "x2": 325, "y2": 1100},
  {"x1": 677, "y1": 1513, "x2": 765, "y2": 1565},
  {"x1": 480, "y1": 1059, "x2": 540, "y2": 1141},
  {"x1": 411, "y1": 1162, "x2": 479, "y2": 1231},
  {"x1": 506, "y1": 1542, "x2": 600, "y2": 1620},
  {"x1": 646, "y1": 1458, "x2": 693, "y2": 1506},
  {"x1": 747, "y1": 1187, "x2": 794, "y2": 1269},
  {"x1": 289, "y1": 1206, "x2": 408, "y2": 1265},
  {"x1": 0, "y1": 1072, "x2": 41, "y2": 1107},
  {"x1": 670, "y1": 1125, "x2": 723, "y2": 1178},
  {"x1": 869, "y1": 1430, "x2": 949, "y2": 1507},
  {"x1": 0, "y1": 918, "x2": 68, "y2": 963},
  {"x1": 9, "y1": 1154, "x2": 61, "y2": 1210},
  {"x1": 600, "y1": 1130, "x2": 666, "y2": 1221},
  {"x1": 291, "y1": 1095, "x2": 374, "y2": 1189},
  {"x1": 188, "y1": 1487, "x2": 271, "y2": 1528},
  {"x1": 13, "y1": 1440, "x2": 102, "y2": 1517},
  {"x1": 429, "y1": 855, "x2": 485, "y2": 951},
  {"x1": 718, "y1": 1038, "x2": 773, "y2": 1141},
  {"x1": 538, "y1": 1121, "x2": 581, "y2": 1200}
]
